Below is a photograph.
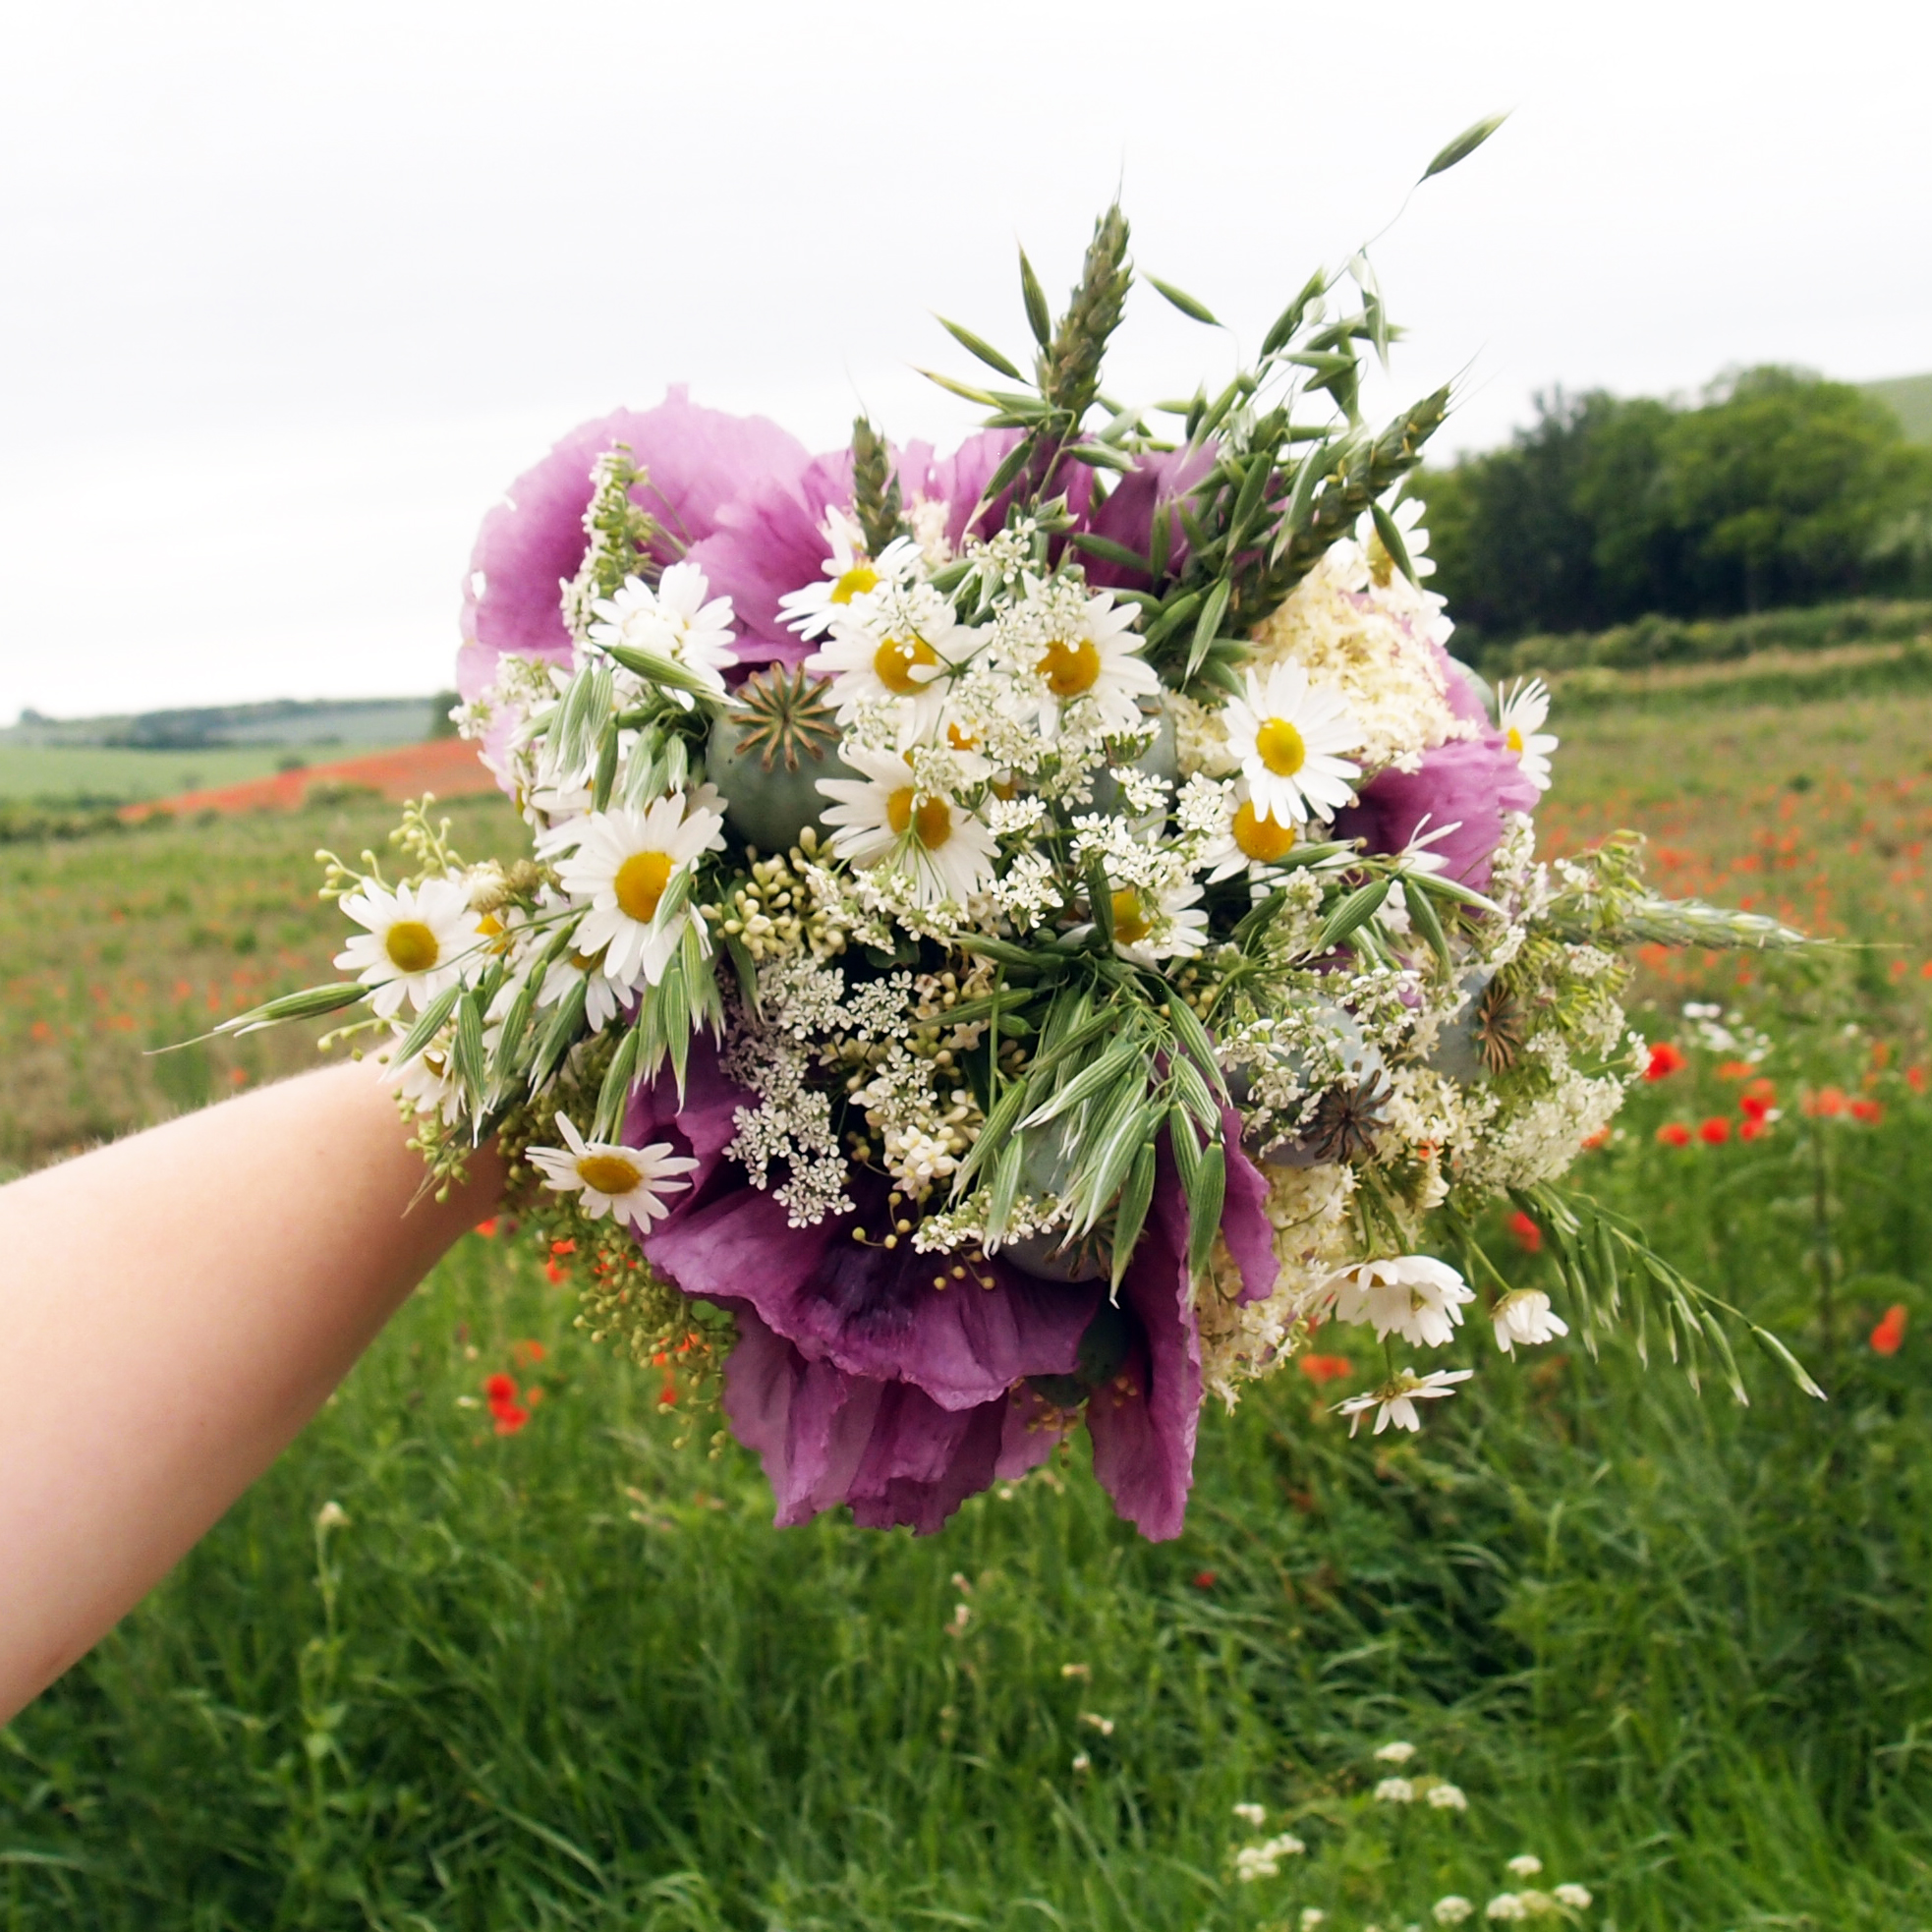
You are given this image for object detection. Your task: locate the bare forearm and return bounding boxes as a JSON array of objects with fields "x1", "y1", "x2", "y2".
[{"x1": 0, "y1": 1061, "x2": 500, "y2": 1720}]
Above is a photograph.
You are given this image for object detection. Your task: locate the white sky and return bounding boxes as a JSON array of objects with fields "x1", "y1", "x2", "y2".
[{"x1": 2, "y1": 0, "x2": 1927, "y2": 721}]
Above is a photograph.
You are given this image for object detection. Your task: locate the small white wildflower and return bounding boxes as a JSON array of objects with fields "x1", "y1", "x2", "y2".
[
  {"x1": 314, "y1": 1501, "x2": 350, "y2": 1532},
  {"x1": 1433, "y1": 1901, "x2": 1474, "y2": 1927},
  {"x1": 1301, "y1": 1912, "x2": 1328, "y2": 1931},
  {"x1": 1078, "y1": 1712, "x2": 1114, "y2": 1736},
  {"x1": 1484, "y1": 1897, "x2": 1527, "y2": 1923},
  {"x1": 1505, "y1": 1856, "x2": 1543, "y2": 1879},
  {"x1": 1071, "y1": 1752, "x2": 1091, "y2": 1774},
  {"x1": 1552, "y1": 1884, "x2": 1591, "y2": 1909},
  {"x1": 1374, "y1": 1739, "x2": 1418, "y2": 1764},
  {"x1": 1232, "y1": 1801, "x2": 1268, "y2": 1827},
  {"x1": 1427, "y1": 1781, "x2": 1469, "y2": 1811},
  {"x1": 1374, "y1": 1778, "x2": 1416, "y2": 1803},
  {"x1": 1491, "y1": 1289, "x2": 1569, "y2": 1354}
]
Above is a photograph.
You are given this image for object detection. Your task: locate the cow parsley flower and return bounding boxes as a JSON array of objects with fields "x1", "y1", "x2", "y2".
[
  {"x1": 1504, "y1": 1856, "x2": 1543, "y2": 1879},
  {"x1": 1374, "y1": 1740, "x2": 1417, "y2": 1764},
  {"x1": 1335, "y1": 1368, "x2": 1475, "y2": 1436},
  {"x1": 556, "y1": 792, "x2": 726, "y2": 987},
  {"x1": 1491, "y1": 1288, "x2": 1569, "y2": 1353},
  {"x1": 1498, "y1": 679, "x2": 1559, "y2": 793},
  {"x1": 1222, "y1": 662, "x2": 1361, "y2": 827},
  {"x1": 1552, "y1": 1884, "x2": 1592, "y2": 1908},
  {"x1": 819, "y1": 749, "x2": 998, "y2": 908},
  {"x1": 1374, "y1": 1777, "x2": 1416, "y2": 1803},
  {"x1": 526, "y1": 1115, "x2": 698, "y2": 1228},
  {"x1": 587, "y1": 561, "x2": 737, "y2": 702},
  {"x1": 1433, "y1": 1900, "x2": 1474, "y2": 1926},
  {"x1": 1427, "y1": 1780, "x2": 1469, "y2": 1810},
  {"x1": 335, "y1": 876, "x2": 479, "y2": 1017}
]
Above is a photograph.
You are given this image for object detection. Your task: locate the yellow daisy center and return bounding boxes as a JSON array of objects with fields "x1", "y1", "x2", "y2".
[
  {"x1": 614, "y1": 850, "x2": 674, "y2": 923},
  {"x1": 946, "y1": 721, "x2": 981, "y2": 753},
  {"x1": 1506, "y1": 725, "x2": 1524, "y2": 754},
  {"x1": 1255, "y1": 717, "x2": 1307, "y2": 777},
  {"x1": 873, "y1": 635, "x2": 938, "y2": 696},
  {"x1": 1233, "y1": 801, "x2": 1298, "y2": 863},
  {"x1": 576, "y1": 1153, "x2": 643, "y2": 1196},
  {"x1": 569, "y1": 948, "x2": 603, "y2": 973},
  {"x1": 1109, "y1": 890, "x2": 1151, "y2": 946},
  {"x1": 1037, "y1": 637, "x2": 1101, "y2": 698},
  {"x1": 886, "y1": 785, "x2": 953, "y2": 849},
  {"x1": 830, "y1": 562, "x2": 880, "y2": 604},
  {"x1": 384, "y1": 920, "x2": 440, "y2": 974}
]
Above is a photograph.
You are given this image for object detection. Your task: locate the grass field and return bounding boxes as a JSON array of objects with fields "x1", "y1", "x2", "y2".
[
  {"x1": 0, "y1": 743, "x2": 394, "y2": 803},
  {"x1": 5, "y1": 689, "x2": 1932, "y2": 1928}
]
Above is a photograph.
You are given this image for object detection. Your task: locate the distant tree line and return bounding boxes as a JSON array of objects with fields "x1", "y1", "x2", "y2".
[{"x1": 1419, "y1": 367, "x2": 1932, "y2": 648}]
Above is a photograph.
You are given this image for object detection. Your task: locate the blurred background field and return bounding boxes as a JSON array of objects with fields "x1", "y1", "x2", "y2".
[{"x1": 6, "y1": 678, "x2": 1932, "y2": 1928}]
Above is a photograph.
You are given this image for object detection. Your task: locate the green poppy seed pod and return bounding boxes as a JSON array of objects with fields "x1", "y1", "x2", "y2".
[{"x1": 705, "y1": 686, "x2": 858, "y2": 855}]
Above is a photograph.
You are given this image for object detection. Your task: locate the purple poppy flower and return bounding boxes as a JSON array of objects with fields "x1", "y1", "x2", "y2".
[
  {"x1": 456, "y1": 386, "x2": 811, "y2": 707},
  {"x1": 1334, "y1": 733, "x2": 1541, "y2": 891},
  {"x1": 623, "y1": 1048, "x2": 1279, "y2": 1539},
  {"x1": 1079, "y1": 443, "x2": 1218, "y2": 592}
]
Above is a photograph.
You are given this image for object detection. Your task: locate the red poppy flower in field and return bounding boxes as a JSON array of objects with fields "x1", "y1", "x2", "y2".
[
  {"x1": 1579, "y1": 1125, "x2": 1612, "y2": 1151},
  {"x1": 1907, "y1": 1066, "x2": 1927, "y2": 1094},
  {"x1": 1298, "y1": 1354, "x2": 1354, "y2": 1385},
  {"x1": 492, "y1": 1403, "x2": 530, "y2": 1436},
  {"x1": 1739, "y1": 1118, "x2": 1769, "y2": 1142},
  {"x1": 1803, "y1": 1088, "x2": 1848, "y2": 1118},
  {"x1": 483, "y1": 1372, "x2": 517, "y2": 1405},
  {"x1": 1506, "y1": 1210, "x2": 1543, "y2": 1253},
  {"x1": 1645, "y1": 1042, "x2": 1687, "y2": 1081},
  {"x1": 473, "y1": 1218, "x2": 498, "y2": 1238},
  {"x1": 1698, "y1": 1117, "x2": 1732, "y2": 1145},
  {"x1": 1851, "y1": 1099, "x2": 1884, "y2": 1124},
  {"x1": 512, "y1": 1337, "x2": 546, "y2": 1366},
  {"x1": 1717, "y1": 1059, "x2": 1756, "y2": 1081},
  {"x1": 1191, "y1": 1570, "x2": 1219, "y2": 1589},
  {"x1": 1871, "y1": 1304, "x2": 1908, "y2": 1356},
  {"x1": 550, "y1": 1238, "x2": 577, "y2": 1256},
  {"x1": 1656, "y1": 1122, "x2": 1693, "y2": 1148},
  {"x1": 544, "y1": 1261, "x2": 569, "y2": 1285},
  {"x1": 1739, "y1": 1080, "x2": 1778, "y2": 1121}
]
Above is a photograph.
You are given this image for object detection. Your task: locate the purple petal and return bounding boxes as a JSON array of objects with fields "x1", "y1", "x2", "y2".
[
  {"x1": 1334, "y1": 733, "x2": 1541, "y2": 891},
  {"x1": 622, "y1": 1036, "x2": 751, "y2": 1224},
  {"x1": 1083, "y1": 1155, "x2": 1201, "y2": 1542},
  {"x1": 1081, "y1": 443, "x2": 1219, "y2": 591},
  {"x1": 1220, "y1": 1109, "x2": 1279, "y2": 1307},
  {"x1": 647, "y1": 1173, "x2": 1100, "y2": 1412},
  {"x1": 457, "y1": 387, "x2": 810, "y2": 702},
  {"x1": 720, "y1": 1309, "x2": 1010, "y2": 1533}
]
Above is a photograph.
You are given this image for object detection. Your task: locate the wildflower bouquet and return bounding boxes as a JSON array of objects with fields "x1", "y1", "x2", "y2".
[{"x1": 236, "y1": 128, "x2": 1814, "y2": 1539}]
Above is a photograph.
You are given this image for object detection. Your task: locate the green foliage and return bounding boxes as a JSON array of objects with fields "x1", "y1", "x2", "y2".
[{"x1": 1424, "y1": 369, "x2": 1932, "y2": 650}]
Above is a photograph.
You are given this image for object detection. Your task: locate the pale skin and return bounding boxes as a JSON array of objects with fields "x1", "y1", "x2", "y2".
[{"x1": 0, "y1": 1061, "x2": 502, "y2": 1724}]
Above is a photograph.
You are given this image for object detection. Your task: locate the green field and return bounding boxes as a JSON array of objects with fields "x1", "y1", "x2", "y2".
[
  {"x1": 0, "y1": 743, "x2": 393, "y2": 803},
  {"x1": 5, "y1": 694, "x2": 1932, "y2": 1927}
]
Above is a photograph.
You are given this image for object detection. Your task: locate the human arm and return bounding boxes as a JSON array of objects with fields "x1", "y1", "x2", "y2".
[{"x1": 0, "y1": 1060, "x2": 501, "y2": 1722}]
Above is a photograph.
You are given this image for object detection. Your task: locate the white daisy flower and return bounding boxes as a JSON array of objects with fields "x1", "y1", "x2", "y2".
[
  {"x1": 1498, "y1": 678, "x2": 1558, "y2": 792},
  {"x1": 386, "y1": 1037, "x2": 463, "y2": 1123},
  {"x1": 1106, "y1": 876, "x2": 1209, "y2": 968},
  {"x1": 334, "y1": 876, "x2": 480, "y2": 1018},
  {"x1": 525, "y1": 1115, "x2": 699, "y2": 1228},
  {"x1": 804, "y1": 582, "x2": 965, "y2": 736},
  {"x1": 1018, "y1": 581, "x2": 1160, "y2": 741},
  {"x1": 1491, "y1": 1288, "x2": 1569, "y2": 1354},
  {"x1": 1335, "y1": 1368, "x2": 1473, "y2": 1437},
  {"x1": 817, "y1": 747, "x2": 998, "y2": 908},
  {"x1": 778, "y1": 505, "x2": 923, "y2": 639},
  {"x1": 1355, "y1": 494, "x2": 1438, "y2": 582},
  {"x1": 538, "y1": 944, "x2": 627, "y2": 1033},
  {"x1": 554, "y1": 793, "x2": 726, "y2": 989},
  {"x1": 1205, "y1": 777, "x2": 1305, "y2": 881},
  {"x1": 1324, "y1": 1254, "x2": 1475, "y2": 1349},
  {"x1": 1222, "y1": 663, "x2": 1361, "y2": 827},
  {"x1": 587, "y1": 561, "x2": 737, "y2": 702}
]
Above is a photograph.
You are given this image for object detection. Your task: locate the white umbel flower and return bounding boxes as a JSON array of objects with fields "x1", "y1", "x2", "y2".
[
  {"x1": 1552, "y1": 1885, "x2": 1592, "y2": 1909},
  {"x1": 555, "y1": 793, "x2": 726, "y2": 988},
  {"x1": 818, "y1": 748, "x2": 998, "y2": 908},
  {"x1": 1504, "y1": 1856, "x2": 1543, "y2": 1879},
  {"x1": 1325, "y1": 1254, "x2": 1475, "y2": 1348},
  {"x1": 1433, "y1": 1899, "x2": 1475, "y2": 1925},
  {"x1": 1222, "y1": 662, "x2": 1361, "y2": 827},
  {"x1": 1491, "y1": 1288, "x2": 1569, "y2": 1354},
  {"x1": 587, "y1": 561, "x2": 737, "y2": 701},
  {"x1": 1374, "y1": 1778, "x2": 1416, "y2": 1803},
  {"x1": 526, "y1": 1115, "x2": 699, "y2": 1228},
  {"x1": 778, "y1": 505, "x2": 922, "y2": 639},
  {"x1": 335, "y1": 876, "x2": 479, "y2": 1017},
  {"x1": 1335, "y1": 1368, "x2": 1474, "y2": 1437},
  {"x1": 1498, "y1": 678, "x2": 1558, "y2": 793},
  {"x1": 1427, "y1": 1781, "x2": 1469, "y2": 1810},
  {"x1": 1373, "y1": 1740, "x2": 1417, "y2": 1764}
]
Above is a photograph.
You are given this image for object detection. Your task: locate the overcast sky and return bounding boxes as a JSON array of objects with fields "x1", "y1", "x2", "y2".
[{"x1": 2, "y1": 0, "x2": 1927, "y2": 721}]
